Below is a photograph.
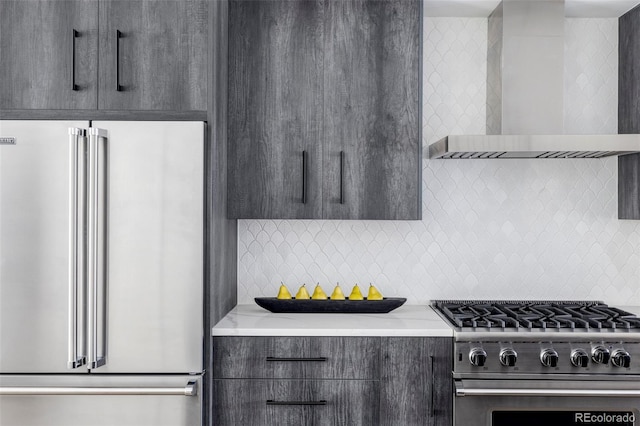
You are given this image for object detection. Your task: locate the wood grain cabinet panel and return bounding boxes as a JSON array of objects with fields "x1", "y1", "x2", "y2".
[
  {"x1": 380, "y1": 337, "x2": 453, "y2": 426},
  {"x1": 227, "y1": 0, "x2": 421, "y2": 219},
  {"x1": 323, "y1": 0, "x2": 422, "y2": 220},
  {"x1": 213, "y1": 379, "x2": 380, "y2": 426},
  {"x1": 212, "y1": 336, "x2": 453, "y2": 425},
  {"x1": 0, "y1": 0, "x2": 98, "y2": 110},
  {"x1": 98, "y1": 0, "x2": 207, "y2": 111},
  {"x1": 227, "y1": 0, "x2": 324, "y2": 218},
  {"x1": 1, "y1": 0, "x2": 206, "y2": 112},
  {"x1": 619, "y1": 6, "x2": 640, "y2": 220},
  {"x1": 212, "y1": 336, "x2": 380, "y2": 379}
]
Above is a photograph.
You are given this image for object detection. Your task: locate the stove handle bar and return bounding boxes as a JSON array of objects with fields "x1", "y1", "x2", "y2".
[{"x1": 455, "y1": 384, "x2": 640, "y2": 398}]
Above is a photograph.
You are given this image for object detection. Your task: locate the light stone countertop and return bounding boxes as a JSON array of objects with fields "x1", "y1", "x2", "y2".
[
  {"x1": 212, "y1": 304, "x2": 640, "y2": 337},
  {"x1": 211, "y1": 304, "x2": 453, "y2": 337},
  {"x1": 621, "y1": 306, "x2": 640, "y2": 316}
]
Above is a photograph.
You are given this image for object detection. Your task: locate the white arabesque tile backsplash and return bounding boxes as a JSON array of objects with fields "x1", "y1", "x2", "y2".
[{"x1": 237, "y1": 17, "x2": 640, "y2": 305}]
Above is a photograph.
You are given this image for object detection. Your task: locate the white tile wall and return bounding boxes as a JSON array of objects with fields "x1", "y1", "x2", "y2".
[
  {"x1": 237, "y1": 17, "x2": 640, "y2": 305},
  {"x1": 564, "y1": 18, "x2": 618, "y2": 134}
]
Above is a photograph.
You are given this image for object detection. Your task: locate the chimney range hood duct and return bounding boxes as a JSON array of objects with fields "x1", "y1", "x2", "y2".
[{"x1": 428, "y1": 0, "x2": 640, "y2": 159}]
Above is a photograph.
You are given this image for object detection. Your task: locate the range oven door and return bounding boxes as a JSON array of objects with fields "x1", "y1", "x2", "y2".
[{"x1": 455, "y1": 379, "x2": 640, "y2": 426}]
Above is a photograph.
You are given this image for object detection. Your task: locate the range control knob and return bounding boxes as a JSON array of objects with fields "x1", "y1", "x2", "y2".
[
  {"x1": 591, "y1": 346, "x2": 611, "y2": 365},
  {"x1": 540, "y1": 348, "x2": 559, "y2": 367},
  {"x1": 499, "y1": 348, "x2": 517, "y2": 367},
  {"x1": 571, "y1": 349, "x2": 590, "y2": 368},
  {"x1": 611, "y1": 349, "x2": 631, "y2": 368},
  {"x1": 469, "y1": 348, "x2": 487, "y2": 367}
]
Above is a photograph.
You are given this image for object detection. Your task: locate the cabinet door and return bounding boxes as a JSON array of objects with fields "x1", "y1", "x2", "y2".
[
  {"x1": 227, "y1": 0, "x2": 324, "y2": 219},
  {"x1": 323, "y1": 0, "x2": 421, "y2": 219},
  {"x1": 97, "y1": 0, "x2": 207, "y2": 111},
  {"x1": 380, "y1": 337, "x2": 453, "y2": 426},
  {"x1": 618, "y1": 8, "x2": 640, "y2": 220},
  {"x1": 213, "y1": 336, "x2": 380, "y2": 379},
  {"x1": 0, "y1": 1, "x2": 98, "y2": 109},
  {"x1": 213, "y1": 379, "x2": 380, "y2": 426}
]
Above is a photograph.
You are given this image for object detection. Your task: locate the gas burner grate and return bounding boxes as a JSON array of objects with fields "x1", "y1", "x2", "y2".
[{"x1": 433, "y1": 300, "x2": 640, "y2": 331}]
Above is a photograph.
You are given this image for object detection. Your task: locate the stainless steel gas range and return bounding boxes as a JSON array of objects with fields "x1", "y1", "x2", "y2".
[{"x1": 432, "y1": 300, "x2": 640, "y2": 426}]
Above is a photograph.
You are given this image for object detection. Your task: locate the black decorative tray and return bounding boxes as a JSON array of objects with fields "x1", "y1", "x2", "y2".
[{"x1": 254, "y1": 297, "x2": 407, "y2": 314}]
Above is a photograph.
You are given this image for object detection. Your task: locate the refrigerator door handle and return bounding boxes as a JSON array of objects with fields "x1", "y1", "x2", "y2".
[
  {"x1": 68, "y1": 128, "x2": 87, "y2": 369},
  {"x1": 0, "y1": 381, "x2": 198, "y2": 396},
  {"x1": 87, "y1": 128, "x2": 108, "y2": 369}
]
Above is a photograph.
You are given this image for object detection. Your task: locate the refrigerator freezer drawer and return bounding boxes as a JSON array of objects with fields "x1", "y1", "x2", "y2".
[{"x1": 0, "y1": 374, "x2": 202, "y2": 426}]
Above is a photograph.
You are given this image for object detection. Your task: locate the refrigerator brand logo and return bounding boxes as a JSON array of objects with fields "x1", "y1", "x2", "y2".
[{"x1": 0, "y1": 137, "x2": 16, "y2": 145}]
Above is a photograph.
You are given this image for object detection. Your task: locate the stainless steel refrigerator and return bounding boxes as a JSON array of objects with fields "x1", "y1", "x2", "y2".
[{"x1": 0, "y1": 121, "x2": 204, "y2": 426}]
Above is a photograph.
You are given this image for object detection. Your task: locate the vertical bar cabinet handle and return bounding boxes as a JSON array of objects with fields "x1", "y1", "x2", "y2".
[
  {"x1": 430, "y1": 355, "x2": 435, "y2": 417},
  {"x1": 302, "y1": 150, "x2": 307, "y2": 204},
  {"x1": 88, "y1": 128, "x2": 108, "y2": 369},
  {"x1": 339, "y1": 151, "x2": 344, "y2": 204},
  {"x1": 71, "y1": 30, "x2": 79, "y2": 91},
  {"x1": 68, "y1": 128, "x2": 86, "y2": 369},
  {"x1": 115, "y1": 30, "x2": 122, "y2": 92}
]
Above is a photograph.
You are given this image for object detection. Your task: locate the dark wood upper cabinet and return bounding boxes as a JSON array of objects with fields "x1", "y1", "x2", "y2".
[
  {"x1": 97, "y1": 0, "x2": 207, "y2": 111},
  {"x1": 227, "y1": 0, "x2": 324, "y2": 219},
  {"x1": 0, "y1": 1, "x2": 98, "y2": 110},
  {"x1": 323, "y1": 0, "x2": 421, "y2": 220},
  {"x1": 227, "y1": 0, "x2": 422, "y2": 220},
  {"x1": 619, "y1": 5, "x2": 640, "y2": 220},
  {"x1": 0, "y1": 0, "x2": 206, "y2": 112}
]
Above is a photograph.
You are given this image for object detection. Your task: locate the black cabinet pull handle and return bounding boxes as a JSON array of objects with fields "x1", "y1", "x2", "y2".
[
  {"x1": 302, "y1": 150, "x2": 307, "y2": 204},
  {"x1": 266, "y1": 357, "x2": 327, "y2": 362},
  {"x1": 339, "y1": 151, "x2": 344, "y2": 204},
  {"x1": 115, "y1": 30, "x2": 123, "y2": 92},
  {"x1": 266, "y1": 400, "x2": 327, "y2": 406},
  {"x1": 71, "y1": 29, "x2": 79, "y2": 91},
  {"x1": 430, "y1": 355, "x2": 435, "y2": 417}
]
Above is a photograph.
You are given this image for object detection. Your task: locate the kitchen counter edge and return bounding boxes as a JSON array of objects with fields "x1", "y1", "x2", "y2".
[{"x1": 211, "y1": 304, "x2": 453, "y2": 337}]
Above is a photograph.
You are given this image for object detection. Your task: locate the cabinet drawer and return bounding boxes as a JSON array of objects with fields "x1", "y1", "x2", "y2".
[
  {"x1": 213, "y1": 337, "x2": 380, "y2": 379},
  {"x1": 213, "y1": 379, "x2": 380, "y2": 426}
]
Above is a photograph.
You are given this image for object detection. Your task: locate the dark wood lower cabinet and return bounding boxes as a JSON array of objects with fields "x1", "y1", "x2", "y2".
[
  {"x1": 212, "y1": 336, "x2": 453, "y2": 426},
  {"x1": 213, "y1": 379, "x2": 379, "y2": 426},
  {"x1": 380, "y1": 337, "x2": 453, "y2": 426},
  {"x1": 213, "y1": 336, "x2": 380, "y2": 379}
]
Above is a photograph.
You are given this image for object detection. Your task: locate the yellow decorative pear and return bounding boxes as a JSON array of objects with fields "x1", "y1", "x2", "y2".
[
  {"x1": 330, "y1": 284, "x2": 346, "y2": 300},
  {"x1": 295, "y1": 284, "x2": 310, "y2": 300},
  {"x1": 276, "y1": 283, "x2": 292, "y2": 299},
  {"x1": 348, "y1": 284, "x2": 364, "y2": 300},
  {"x1": 367, "y1": 284, "x2": 383, "y2": 300},
  {"x1": 311, "y1": 283, "x2": 328, "y2": 300}
]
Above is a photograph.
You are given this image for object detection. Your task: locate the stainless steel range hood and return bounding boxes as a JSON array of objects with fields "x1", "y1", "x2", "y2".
[
  {"x1": 428, "y1": 0, "x2": 640, "y2": 159},
  {"x1": 429, "y1": 134, "x2": 640, "y2": 159}
]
